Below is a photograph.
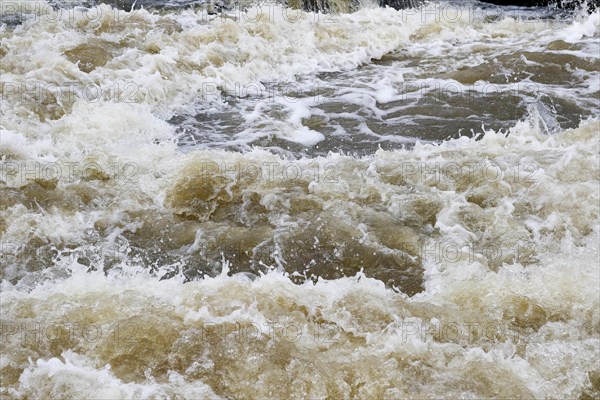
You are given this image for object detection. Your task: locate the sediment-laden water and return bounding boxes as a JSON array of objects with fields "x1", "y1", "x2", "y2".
[{"x1": 1, "y1": 0, "x2": 599, "y2": 398}]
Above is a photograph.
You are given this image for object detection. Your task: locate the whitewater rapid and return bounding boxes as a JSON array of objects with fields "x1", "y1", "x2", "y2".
[{"x1": 1, "y1": 1, "x2": 599, "y2": 399}]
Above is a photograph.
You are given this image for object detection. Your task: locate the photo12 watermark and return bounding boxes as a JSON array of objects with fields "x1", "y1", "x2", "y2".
[
  {"x1": 200, "y1": 81, "x2": 338, "y2": 105},
  {"x1": 397, "y1": 318, "x2": 546, "y2": 345},
  {"x1": 397, "y1": 81, "x2": 540, "y2": 105},
  {"x1": 0, "y1": 319, "x2": 140, "y2": 345},
  {"x1": 1, "y1": 81, "x2": 139, "y2": 104},
  {"x1": 0, "y1": 0, "x2": 141, "y2": 26},
  {"x1": 0, "y1": 0, "x2": 340, "y2": 29},
  {"x1": 0, "y1": 161, "x2": 140, "y2": 185},
  {"x1": 0, "y1": 241, "x2": 132, "y2": 266},
  {"x1": 199, "y1": 320, "x2": 341, "y2": 345},
  {"x1": 188, "y1": 160, "x2": 340, "y2": 183},
  {"x1": 376, "y1": 160, "x2": 541, "y2": 185},
  {"x1": 399, "y1": 2, "x2": 558, "y2": 24}
]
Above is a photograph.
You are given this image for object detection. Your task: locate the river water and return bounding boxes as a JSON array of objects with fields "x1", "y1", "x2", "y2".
[{"x1": 0, "y1": 0, "x2": 599, "y2": 398}]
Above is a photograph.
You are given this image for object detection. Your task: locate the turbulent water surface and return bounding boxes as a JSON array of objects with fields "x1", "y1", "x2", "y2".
[{"x1": 0, "y1": 0, "x2": 599, "y2": 398}]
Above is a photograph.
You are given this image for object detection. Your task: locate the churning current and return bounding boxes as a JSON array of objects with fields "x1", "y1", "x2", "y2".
[{"x1": 0, "y1": 0, "x2": 599, "y2": 399}]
